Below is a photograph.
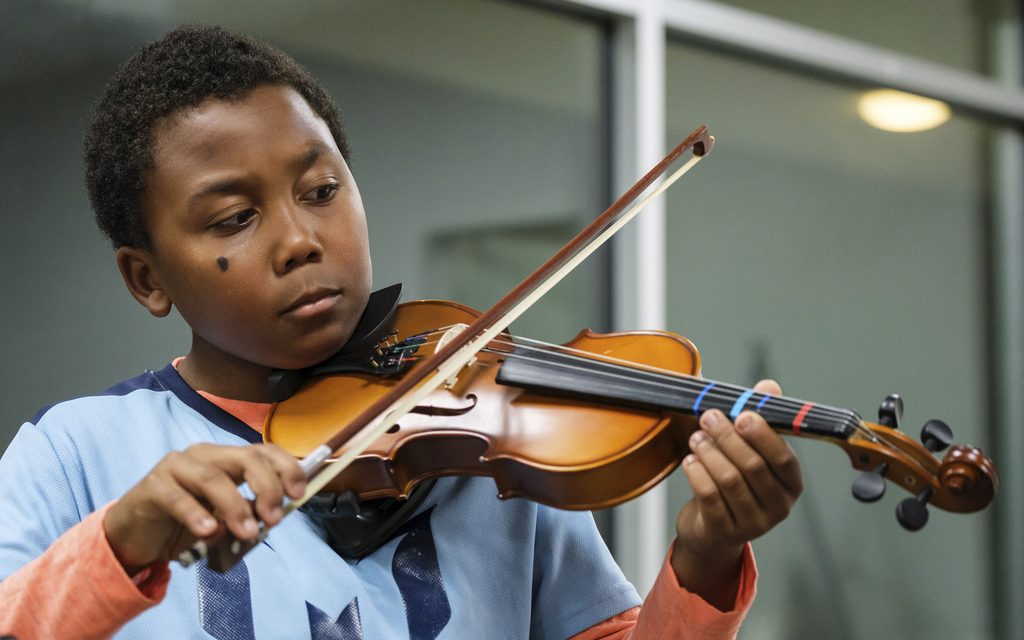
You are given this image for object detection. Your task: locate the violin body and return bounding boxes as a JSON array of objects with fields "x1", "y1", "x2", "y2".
[{"x1": 265, "y1": 299, "x2": 707, "y2": 510}]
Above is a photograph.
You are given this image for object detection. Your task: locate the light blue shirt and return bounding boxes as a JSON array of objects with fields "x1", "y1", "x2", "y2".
[{"x1": 0, "y1": 364, "x2": 641, "y2": 639}]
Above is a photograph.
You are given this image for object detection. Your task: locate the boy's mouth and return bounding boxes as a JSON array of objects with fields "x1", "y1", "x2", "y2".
[{"x1": 281, "y1": 287, "x2": 342, "y2": 318}]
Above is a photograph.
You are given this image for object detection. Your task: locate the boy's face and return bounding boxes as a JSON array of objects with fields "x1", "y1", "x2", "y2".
[{"x1": 134, "y1": 84, "x2": 372, "y2": 374}]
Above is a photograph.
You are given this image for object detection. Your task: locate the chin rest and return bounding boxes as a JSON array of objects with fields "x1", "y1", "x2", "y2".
[{"x1": 299, "y1": 479, "x2": 437, "y2": 559}]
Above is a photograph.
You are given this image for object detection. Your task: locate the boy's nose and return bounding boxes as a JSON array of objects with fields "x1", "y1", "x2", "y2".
[{"x1": 272, "y1": 205, "x2": 323, "y2": 273}]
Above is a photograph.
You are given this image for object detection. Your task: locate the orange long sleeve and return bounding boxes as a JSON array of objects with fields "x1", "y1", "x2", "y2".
[
  {"x1": 572, "y1": 542, "x2": 756, "y2": 640},
  {"x1": 0, "y1": 502, "x2": 169, "y2": 640}
]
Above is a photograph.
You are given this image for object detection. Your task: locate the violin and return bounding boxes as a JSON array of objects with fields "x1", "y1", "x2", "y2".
[
  {"x1": 264, "y1": 288, "x2": 996, "y2": 520},
  {"x1": 179, "y1": 126, "x2": 998, "y2": 572}
]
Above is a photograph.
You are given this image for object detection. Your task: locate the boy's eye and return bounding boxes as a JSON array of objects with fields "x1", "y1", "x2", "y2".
[
  {"x1": 305, "y1": 183, "x2": 340, "y2": 204},
  {"x1": 213, "y1": 209, "x2": 257, "y2": 231}
]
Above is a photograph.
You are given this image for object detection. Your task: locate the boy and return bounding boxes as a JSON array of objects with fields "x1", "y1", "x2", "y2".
[{"x1": 0, "y1": 25, "x2": 802, "y2": 639}]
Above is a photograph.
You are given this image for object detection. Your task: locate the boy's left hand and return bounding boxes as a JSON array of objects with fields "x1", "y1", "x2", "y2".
[{"x1": 671, "y1": 379, "x2": 803, "y2": 610}]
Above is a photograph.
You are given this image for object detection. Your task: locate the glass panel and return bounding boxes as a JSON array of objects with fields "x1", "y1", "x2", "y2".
[
  {"x1": 666, "y1": 40, "x2": 997, "y2": 639},
  {"x1": 713, "y1": 0, "x2": 1014, "y2": 77}
]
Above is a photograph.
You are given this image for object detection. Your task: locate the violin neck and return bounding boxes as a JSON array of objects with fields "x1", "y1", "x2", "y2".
[{"x1": 495, "y1": 347, "x2": 860, "y2": 441}]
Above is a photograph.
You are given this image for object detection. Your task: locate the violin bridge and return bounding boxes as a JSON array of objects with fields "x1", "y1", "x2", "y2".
[{"x1": 436, "y1": 323, "x2": 474, "y2": 389}]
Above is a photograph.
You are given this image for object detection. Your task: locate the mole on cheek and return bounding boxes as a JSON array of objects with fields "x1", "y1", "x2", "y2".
[{"x1": 217, "y1": 257, "x2": 229, "y2": 272}]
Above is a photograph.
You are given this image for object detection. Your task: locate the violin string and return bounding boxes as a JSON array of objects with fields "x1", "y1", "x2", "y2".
[
  {"x1": 404, "y1": 328, "x2": 854, "y2": 421},
  {"x1": 519, "y1": 338, "x2": 891, "y2": 445},
  {"x1": 485, "y1": 342, "x2": 888, "y2": 447},
  {"x1": 398, "y1": 328, "x2": 877, "y2": 442},
  {"x1": 397, "y1": 326, "x2": 888, "y2": 447},
  {"x1": 490, "y1": 340, "x2": 867, "y2": 433},
  {"x1": 404, "y1": 329, "x2": 851, "y2": 419}
]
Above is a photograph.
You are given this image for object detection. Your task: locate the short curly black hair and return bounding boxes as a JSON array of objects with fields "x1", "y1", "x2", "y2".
[{"x1": 83, "y1": 24, "x2": 350, "y2": 250}]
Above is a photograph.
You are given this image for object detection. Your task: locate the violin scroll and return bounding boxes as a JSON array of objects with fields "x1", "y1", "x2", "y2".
[
  {"x1": 936, "y1": 445, "x2": 997, "y2": 511},
  {"x1": 844, "y1": 396, "x2": 998, "y2": 530}
]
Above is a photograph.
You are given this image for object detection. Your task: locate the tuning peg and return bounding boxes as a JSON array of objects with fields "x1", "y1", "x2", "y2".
[
  {"x1": 852, "y1": 462, "x2": 888, "y2": 502},
  {"x1": 896, "y1": 487, "x2": 933, "y2": 531},
  {"x1": 920, "y1": 419, "x2": 953, "y2": 453},
  {"x1": 878, "y1": 393, "x2": 904, "y2": 430}
]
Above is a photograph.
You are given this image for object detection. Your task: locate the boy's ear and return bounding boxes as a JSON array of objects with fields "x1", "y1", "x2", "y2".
[{"x1": 115, "y1": 246, "x2": 172, "y2": 317}]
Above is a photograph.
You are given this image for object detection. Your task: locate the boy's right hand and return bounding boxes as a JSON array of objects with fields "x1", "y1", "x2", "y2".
[{"x1": 103, "y1": 443, "x2": 307, "y2": 574}]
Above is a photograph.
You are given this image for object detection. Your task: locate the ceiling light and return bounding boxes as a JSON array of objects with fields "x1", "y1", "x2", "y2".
[{"x1": 857, "y1": 89, "x2": 951, "y2": 132}]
